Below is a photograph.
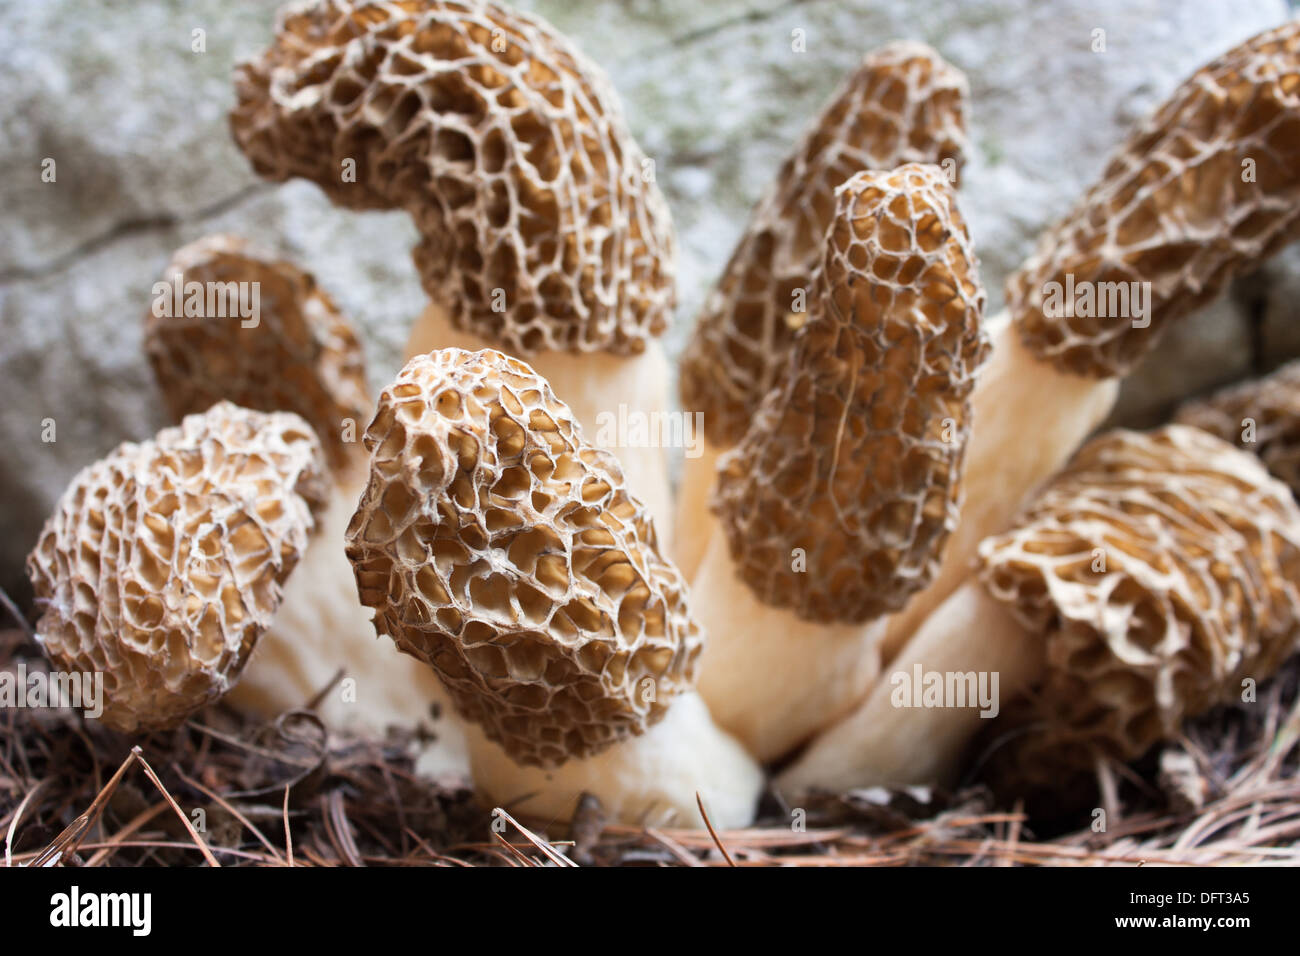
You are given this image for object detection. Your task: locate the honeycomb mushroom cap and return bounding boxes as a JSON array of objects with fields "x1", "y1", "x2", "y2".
[
  {"x1": 345, "y1": 348, "x2": 701, "y2": 767},
  {"x1": 977, "y1": 424, "x2": 1300, "y2": 798},
  {"x1": 144, "y1": 234, "x2": 370, "y2": 472},
  {"x1": 713, "y1": 164, "x2": 988, "y2": 624},
  {"x1": 680, "y1": 41, "x2": 969, "y2": 447},
  {"x1": 26, "y1": 402, "x2": 329, "y2": 733},
  {"x1": 231, "y1": 0, "x2": 675, "y2": 357},
  {"x1": 1006, "y1": 21, "x2": 1300, "y2": 378},
  {"x1": 1174, "y1": 358, "x2": 1300, "y2": 499}
]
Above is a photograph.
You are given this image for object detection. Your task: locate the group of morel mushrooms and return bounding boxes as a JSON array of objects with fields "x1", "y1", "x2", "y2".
[{"x1": 26, "y1": 2, "x2": 1300, "y2": 829}]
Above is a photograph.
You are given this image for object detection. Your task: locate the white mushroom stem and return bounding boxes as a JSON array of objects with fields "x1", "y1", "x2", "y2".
[
  {"x1": 459, "y1": 691, "x2": 762, "y2": 830},
  {"x1": 227, "y1": 456, "x2": 467, "y2": 763},
  {"x1": 692, "y1": 533, "x2": 885, "y2": 763},
  {"x1": 673, "y1": 437, "x2": 723, "y2": 583},
  {"x1": 775, "y1": 581, "x2": 1043, "y2": 798},
  {"x1": 878, "y1": 313, "x2": 1119, "y2": 663},
  {"x1": 406, "y1": 302, "x2": 675, "y2": 552}
]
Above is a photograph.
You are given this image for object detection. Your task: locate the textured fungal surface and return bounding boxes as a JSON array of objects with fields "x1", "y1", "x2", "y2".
[
  {"x1": 978, "y1": 425, "x2": 1300, "y2": 797},
  {"x1": 346, "y1": 349, "x2": 700, "y2": 767},
  {"x1": 1175, "y1": 359, "x2": 1300, "y2": 499},
  {"x1": 680, "y1": 42, "x2": 969, "y2": 447},
  {"x1": 144, "y1": 235, "x2": 370, "y2": 472},
  {"x1": 713, "y1": 165, "x2": 987, "y2": 624},
  {"x1": 1006, "y1": 22, "x2": 1300, "y2": 379},
  {"x1": 231, "y1": 0, "x2": 675, "y2": 356},
  {"x1": 26, "y1": 402, "x2": 328, "y2": 734}
]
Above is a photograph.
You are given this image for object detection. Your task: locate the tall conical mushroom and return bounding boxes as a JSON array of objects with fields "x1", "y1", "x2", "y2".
[
  {"x1": 26, "y1": 402, "x2": 328, "y2": 733},
  {"x1": 692, "y1": 164, "x2": 988, "y2": 762},
  {"x1": 144, "y1": 236, "x2": 460, "y2": 745},
  {"x1": 345, "y1": 349, "x2": 761, "y2": 828},
  {"x1": 676, "y1": 41, "x2": 970, "y2": 581},
  {"x1": 871, "y1": 21, "x2": 1300, "y2": 669},
  {"x1": 777, "y1": 425, "x2": 1300, "y2": 799},
  {"x1": 230, "y1": 0, "x2": 677, "y2": 546}
]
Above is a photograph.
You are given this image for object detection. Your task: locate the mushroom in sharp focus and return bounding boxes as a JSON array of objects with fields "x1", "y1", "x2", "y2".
[
  {"x1": 692, "y1": 164, "x2": 988, "y2": 763},
  {"x1": 26, "y1": 402, "x2": 328, "y2": 734},
  {"x1": 869, "y1": 21, "x2": 1300, "y2": 672},
  {"x1": 776, "y1": 425, "x2": 1300, "y2": 801},
  {"x1": 230, "y1": 0, "x2": 678, "y2": 547},
  {"x1": 1174, "y1": 357, "x2": 1300, "y2": 499},
  {"x1": 144, "y1": 235, "x2": 462, "y2": 747},
  {"x1": 345, "y1": 348, "x2": 761, "y2": 828},
  {"x1": 676, "y1": 41, "x2": 970, "y2": 581}
]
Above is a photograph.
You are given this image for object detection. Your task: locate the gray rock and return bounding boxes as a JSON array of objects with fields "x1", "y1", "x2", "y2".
[{"x1": 0, "y1": 0, "x2": 1293, "y2": 597}]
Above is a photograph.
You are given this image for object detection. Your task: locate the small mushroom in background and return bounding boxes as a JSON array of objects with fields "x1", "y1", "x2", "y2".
[
  {"x1": 1174, "y1": 358, "x2": 1300, "y2": 499},
  {"x1": 144, "y1": 236, "x2": 464, "y2": 756},
  {"x1": 345, "y1": 348, "x2": 761, "y2": 829},
  {"x1": 676, "y1": 41, "x2": 970, "y2": 582},
  {"x1": 230, "y1": 0, "x2": 678, "y2": 547},
  {"x1": 691, "y1": 164, "x2": 988, "y2": 762},
  {"x1": 776, "y1": 425, "x2": 1300, "y2": 806},
  {"x1": 26, "y1": 402, "x2": 328, "y2": 734},
  {"x1": 871, "y1": 21, "x2": 1300, "y2": 671}
]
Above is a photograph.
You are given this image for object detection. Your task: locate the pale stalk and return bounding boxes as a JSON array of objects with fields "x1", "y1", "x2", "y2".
[
  {"x1": 457, "y1": 691, "x2": 763, "y2": 829},
  {"x1": 693, "y1": 533, "x2": 885, "y2": 763},
  {"x1": 775, "y1": 582, "x2": 1043, "y2": 797}
]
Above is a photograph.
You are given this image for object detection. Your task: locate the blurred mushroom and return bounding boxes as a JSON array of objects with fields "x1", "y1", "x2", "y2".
[
  {"x1": 873, "y1": 20, "x2": 1300, "y2": 668},
  {"x1": 777, "y1": 425, "x2": 1300, "y2": 801},
  {"x1": 693, "y1": 164, "x2": 988, "y2": 762},
  {"x1": 230, "y1": 0, "x2": 677, "y2": 544},
  {"x1": 676, "y1": 41, "x2": 970, "y2": 580},
  {"x1": 345, "y1": 349, "x2": 761, "y2": 828},
  {"x1": 26, "y1": 402, "x2": 328, "y2": 733},
  {"x1": 145, "y1": 236, "x2": 461, "y2": 745},
  {"x1": 1175, "y1": 358, "x2": 1300, "y2": 499}
]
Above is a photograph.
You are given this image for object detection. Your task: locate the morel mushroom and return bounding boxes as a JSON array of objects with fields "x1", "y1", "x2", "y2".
[
  {"x1": 231, "y1": 0, "x2": 677, "y2": 545},
  {"x1": 777, "y1": 425, "x2": 1300, "y2": 800},
  {"x1": 692, "y1": 164, "x2": 988, "y2": 762},
  {"x1": 676, "y1": 41, "x2": 970, "y2": 580},
  {"x1": 873, "y1": 20, "x2": 1300, "y2": 668},
  {"x1": 345, "y1": 349, "x2": 761, "y2": 828},
  {"x1": 145, "y1": 236, "x2": 460, "y2": 743},
  {"x1": 1175, "y1": 358, "x2": 1300, "y2": 499},
  {"x1": 26, "y1": 402, "x2": 328, "y2": 734}
]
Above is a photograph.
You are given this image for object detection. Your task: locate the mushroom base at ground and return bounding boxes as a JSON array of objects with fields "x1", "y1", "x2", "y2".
[
  {"x1": 876, "y1": 315, "x2": 1119, "y2": 664},
  {"x1": 775, "y1": 581, "x2": 1043, "y2": 798},
  {"x1": 225, "y1": 477, "x2": 468, "y2": 769},
  {"x1": 692, "y1": 533, "x2": 886, "y2": 764},
  {"x1": 455, "y1": 691, "x2": 763, "y2": 830},
  {"x1": 405, "y1": 303, "x2": 675, "y2": 551},
  {"x1": 673, "y1": 436, "x2": 723, "y2": 584}
]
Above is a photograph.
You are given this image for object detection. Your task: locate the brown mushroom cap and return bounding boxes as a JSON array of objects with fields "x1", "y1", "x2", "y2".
[
  {"x1": 231, "y1": 0, "x2": 675, "y2": 357},
  {"x1": 680, "y1": 41, "x2": 969, "y2": 447},
  {"x1": 1006, "y1": 21, "x2": 1300, "y2": 378},
  {"x1": 1174, "y1": 359, "x2": 1300, "y2": 499},
  {"x1": 713, "y1": 164, "x2": 987, "y2": 624},
  {"x1": 26, "y1": 402, "x2": 329, "y2": 733},
  {"x1": 977, "y1": 424, "x2": 1300, "y2": 798},
  {"x1": 144, "y1": 234, "x2": 370, "y2": 472},
  {"x1": 345, "y1": 348, "x2": 700, "y2": 767}
]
